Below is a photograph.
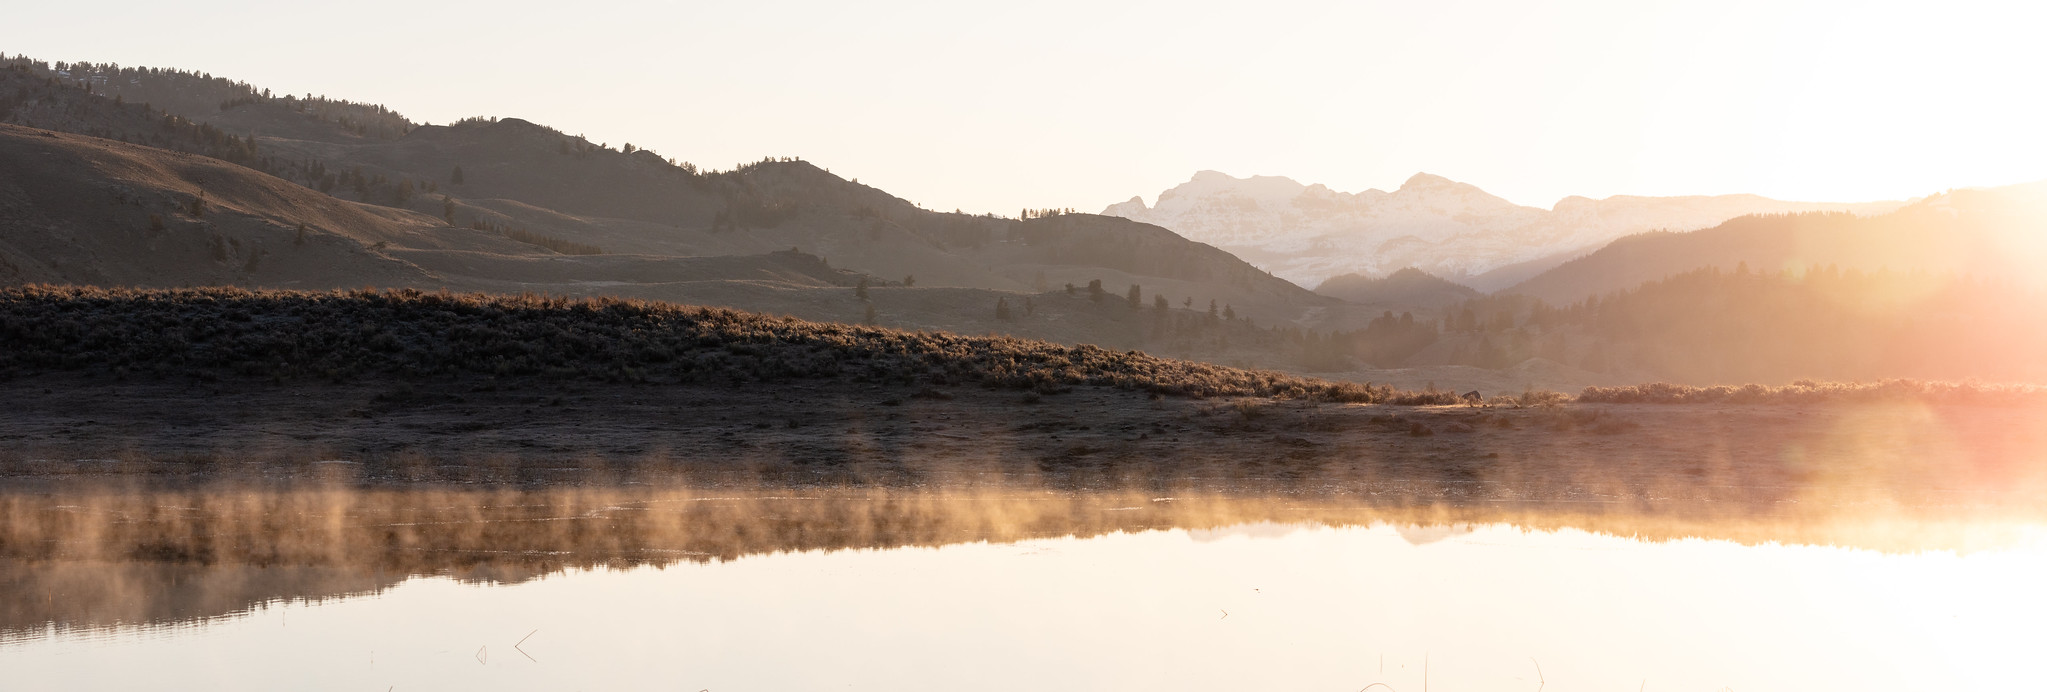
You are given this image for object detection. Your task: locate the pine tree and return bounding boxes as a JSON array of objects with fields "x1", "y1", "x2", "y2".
[
  {"x1": 902, "y1": 275, "x2": 916, "y2": 287},
  {"x1": 995, "y1": 297, "x2": 1012, "y2": 321},
  {"x1": 1224, "y1": 304, "x2": 1236, "y2": 320},
  {"x1": 1088, "y1": 279, "x2": 1104, "y2": 302},
  {"x1": 450, "y1": 165, "x2": 465, "y2": 185},
  {"x1": 855, "y1": 276, "x2": 870, "y2": 299},
  {"x1": 1126, "y1": 284, "x2": 1142, "y2": 308},
  {"x1": 1154, "y1": 294, "x2": 1168, "y2": 311}
]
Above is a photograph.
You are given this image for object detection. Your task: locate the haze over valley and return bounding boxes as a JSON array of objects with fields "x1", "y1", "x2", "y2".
[
  {"x1": 6, "y1": 7, "x2": 2047, "y2": 687},
  {"x1": 6, "y1": 54, "x2": 2045, "y2": 390}
]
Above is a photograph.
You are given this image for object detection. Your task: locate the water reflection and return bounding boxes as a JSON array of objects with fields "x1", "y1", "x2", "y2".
[
  {"x1": 4, "y1": 517, "x2": 2044, "y2": 691},
  {"x1": 5, "y1": 485, "x2": 2044, "y2": 642}
]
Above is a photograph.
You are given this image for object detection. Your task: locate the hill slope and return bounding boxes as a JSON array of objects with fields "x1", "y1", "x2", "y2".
[
  {"x1": 5, "y1": 56, "x2": 1348, "y2": 332},
  {"x1": 1505, "y1": 183, "x2": 2047, "y2": 304},
  {"x1": 0, "y1": 123, "x2": 442, "y2": 288},
  {"x1": 1312, "y1": 267, "x2": 1480, "y2": 310}
]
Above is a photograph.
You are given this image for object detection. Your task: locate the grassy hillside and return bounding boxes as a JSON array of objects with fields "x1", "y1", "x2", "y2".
[
  {"x1": 4, "y1": 54, "x2": 1346, "y2": 326},
  {"x1": 0, "y1": 123, "x2": 451, "y2": 287},
  {"x1": 0, "y1": 122, "x2": 1373, "y2": 375}
]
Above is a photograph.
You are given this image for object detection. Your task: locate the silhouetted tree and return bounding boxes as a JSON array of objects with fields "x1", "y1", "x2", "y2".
[
  {"x1": 1088, "y1": 279, "x2": 1104, "y2": 302},
  {"x1": 1126, "y1": 284, "x2": 1142, "y2": 308},
  {"x1": 1154, "y1": 294, "x2": 1169, "y2": 311},
  {"x1": 902, "y1": 275, "x2": 916, "y2": 287},
  {"x1": 450, "y1": 165, "x2": 464, "y2": 185},
  {"x1": 855, "y1": 276, "x2": 870, "y2": 299},
  {"x1": 995, "y1": 297, "x2": 1012, "y2": 321}
]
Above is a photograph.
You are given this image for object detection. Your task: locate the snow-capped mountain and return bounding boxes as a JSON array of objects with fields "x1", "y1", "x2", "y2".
[{"x1": 1102, "y1": 171, "x2": 1905, "y2": 290}]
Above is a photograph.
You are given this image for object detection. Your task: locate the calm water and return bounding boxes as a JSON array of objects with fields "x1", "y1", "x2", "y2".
[{"x1": 3, "y1": 491, "x2": 2045, "y2": 691}]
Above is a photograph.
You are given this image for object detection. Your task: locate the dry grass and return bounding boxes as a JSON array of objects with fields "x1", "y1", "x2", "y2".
[
  {"x1": 1577, "y1": 379, "x2": 2047, "y2": 405},
  {"x1": 498, "y1": 227, "x2": 601, "y2": 255},
  {"x1": 0, "y1": 285, "x2": 1458, "y2": 403}
]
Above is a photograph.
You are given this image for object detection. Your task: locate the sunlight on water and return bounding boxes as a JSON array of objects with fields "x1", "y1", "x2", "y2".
[{"x1": 6, "y1": 521, "x2": 2045, "y2": 691}]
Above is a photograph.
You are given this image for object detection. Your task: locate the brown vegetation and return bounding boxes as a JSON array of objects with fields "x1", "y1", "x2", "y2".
[
  {"x1": 1578, "y1": 379, "x2": 2046, "y2": 405},
  {"x1": 0, "y1": 285, "x2": 1459, "y2": 403}
]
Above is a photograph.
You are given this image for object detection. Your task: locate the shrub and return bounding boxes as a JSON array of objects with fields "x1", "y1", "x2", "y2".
[{"x1": 0, "y1": 285, "x2": 1454, "y2": 405}]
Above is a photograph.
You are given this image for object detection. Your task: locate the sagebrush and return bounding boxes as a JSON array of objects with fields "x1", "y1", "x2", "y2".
[{"x1": 0, "y1": 285, "x2": 1465, "y2": 403}]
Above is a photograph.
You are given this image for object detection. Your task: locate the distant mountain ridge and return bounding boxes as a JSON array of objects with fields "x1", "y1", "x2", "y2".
[
  {"x1": 1503, "y1": 182, "x2": 2047, "y2": 304},
  {"x1": 1, "y1": 54, "x2": 1397, "y2": 378},
  {"x1": 15, "y1": 52, "x2": 2047, "y2": 387},
  {"x1": 1312, "y1": 267, "x2": 1478, "y2": 310},
  {"x1": 1103, "y1": 170, "x2": 1906, "y2": 290}
]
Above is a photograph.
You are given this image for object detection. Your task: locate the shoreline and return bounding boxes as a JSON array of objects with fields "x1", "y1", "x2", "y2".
[{"x1": 6, "y1": 374, "x2": 2043, "y2": 511}]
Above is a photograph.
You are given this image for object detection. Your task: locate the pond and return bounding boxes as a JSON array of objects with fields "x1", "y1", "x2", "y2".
[{"x1": 3, "y1": 489, "x2": 2043, "y2": 691}]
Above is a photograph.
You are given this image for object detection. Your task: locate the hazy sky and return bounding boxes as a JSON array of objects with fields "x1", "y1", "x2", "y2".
[{"x1": 5, "y1": 1, "x2": 2044, "y2": 214}]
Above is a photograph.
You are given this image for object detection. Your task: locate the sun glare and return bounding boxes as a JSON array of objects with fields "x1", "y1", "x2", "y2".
[{"x1": 5, "y1": 2, "x2": 2047, "y2": 690}]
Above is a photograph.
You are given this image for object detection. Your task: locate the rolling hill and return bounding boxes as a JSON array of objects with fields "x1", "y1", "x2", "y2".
[
  {"x1": 1504, "y1": 182, "x2": 2047, "y2": 304},
  {"x1": 14, "y1": 52, "x2": 2047, "y2": 388},
  {"x1": 2, "y1": 55, "x2": 1411, "y2": 373},
  {"x1": 1312, "y1": 267, "x2": 1480, "y2": 310}
]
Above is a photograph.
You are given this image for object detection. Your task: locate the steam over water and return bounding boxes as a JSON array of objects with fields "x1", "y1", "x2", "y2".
[{"x1": 4, "y1": 488, "x2": 2045, "y2": 690}]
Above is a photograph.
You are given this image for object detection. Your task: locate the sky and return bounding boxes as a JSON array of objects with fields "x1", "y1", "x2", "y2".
[{"x1": 4, "y1": 0, "x2": 2045, "y2": 214}]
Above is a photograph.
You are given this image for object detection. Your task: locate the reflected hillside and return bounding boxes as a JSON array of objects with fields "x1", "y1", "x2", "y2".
[{"x1": 6, "y1": 485, "x2": 2043, "y2": 639}]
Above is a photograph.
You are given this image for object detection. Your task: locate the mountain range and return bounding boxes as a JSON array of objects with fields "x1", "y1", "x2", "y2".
[
  {"x1": 7, "y1": 53, "x2": 2047, "y2": 387},
  {"x1": 1102, "y1": 171, "x2": 1906, "y2": 291},
  {"x1": 1, "y1": 56, "x2": 1398, "y2": 377}
]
